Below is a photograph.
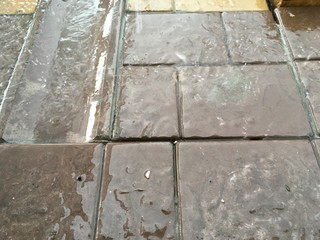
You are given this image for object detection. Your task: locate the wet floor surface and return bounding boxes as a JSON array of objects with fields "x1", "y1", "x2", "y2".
[{"x1": 1, "y1": 0, "x2": 320, "y2": 238}]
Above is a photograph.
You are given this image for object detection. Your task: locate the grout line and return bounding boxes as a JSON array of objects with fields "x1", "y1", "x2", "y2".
[
  {"x1": 108, "y1": 0, "x2": 127, "y2": 139},
  {"x1": 274, "y1": 8, "x2": 318, "y2": 138},
  {"x1": 310, "y1": 140, "x2": 320, "y2": 169},
  {"x1": 172, "y1": 142, "x2": 182, "y2": 240},
  {"x1": 92, "y1": 144, "x2": 107, "y2": 240},
  {"x1": 175, "y1": 70, "x2": 183, "y2": 138}
]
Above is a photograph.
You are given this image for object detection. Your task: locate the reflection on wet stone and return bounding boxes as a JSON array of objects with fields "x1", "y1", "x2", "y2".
[
  {"x1": 1, "y1": 0, "x2": 115, "y2": 143},
  {"x1": 179, "y1": 65, "x2": 310, "y2": 137},
  {"x1": 223, "y1": 11, "x2": 286, "y2": 63},
  {"x1": 178, "y1": 141, "x2": 320, "y2": 239},
  {"x1": 278, "y1": 7, "x2": 320, "y2": 60},
  {"x1": 115, "y1": 67, "x2": 179, "y2": 139},
  {"x1": 97, "y1": 143, "x2": 175, "y2": 239},
  {"x1": 0, "y1": 144, "x2": 104, "y2": 239},
  {"x1": 123, "y1": 13, "x2": 228, "y2": 65},
  {"x1": 0, "y1": 15, "x2": 32, "y2": 103}
]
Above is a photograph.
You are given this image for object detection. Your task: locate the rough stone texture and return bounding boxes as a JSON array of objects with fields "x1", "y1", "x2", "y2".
[
  {"x1": 179, "y1": 65, "x2": 310, "y2": 138},
  {"x1": 0, "y1": 0, "x2": 38, "y2": 14},
  {"x1": 175, "y1": 0, "x2": 268, "y2": 11},
  {"x1": 123, "y1": 13, "x2": 228, "y2": 65},
  {"x1": 127, "y1": 0, "x2": 172, "y2": 11},
  {"x1": 0, "y1": 144, "x2": 104, "y2": 240},
  {"x1": 178, "y1": 140, "x2": 320, "y2": 239},
  {"x1": 278, "y1": 7, "x2": 320, "y2": 60},
  {"x1": 222, "y1": 12, "x2": 286, "y2": 63},
  {"x1": 97, "y1": 142, "x2": 175, "y2": 239},
  {"x1": 114, "y1": 67, "x2": 179, "y2": 139},
  {"x1": 296, "y1": 61, "x2": 320, "y2": 134},
  {"x1": 0, "y1": 15, "x2": 32, "y2": 103},
  {"x1": 1, "y1": 0, "x2": 116, "y2": 143}
]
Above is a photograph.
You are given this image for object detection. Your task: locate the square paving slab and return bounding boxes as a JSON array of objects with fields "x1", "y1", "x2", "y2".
[
  {"x1": 123, "y1": 13, "x2": 228, "y2": 65},
  {"x1": 0, "y1": 144, "x2": 104, "y2": 240},
  {"x1": 0, "y1": 0, "x2": 38, "y2": 14},
  {"x1": 114, "y1": 67, "x2": 179, "y2": 139},
  {"x1": 277, "y1": 7, "x2": 320, "y2": 60},
  {"x1": 296, "y1": 61, "x2": 320, "y2": 134},
  {"x1": 222, "y1": 11, "x2": 286, "y2": 63},
  {"x1": 1, "y1": 0, "x2": 116, "y2": 143},
  {"x1": 177, "y1": 140, "x2": 320, "y2": 239},
  {"x1": 97, "y1": 142, "x2": 175, "y2": 239},
  {"x1": 175, "y1": 0, "x2": 268, "y2": 11},
  {"x1": 127, "y1": 0, "x2": 173, "y2": 11},
  {"x1": 179, "y1": 65, "x2": 310, "y2": 138}
]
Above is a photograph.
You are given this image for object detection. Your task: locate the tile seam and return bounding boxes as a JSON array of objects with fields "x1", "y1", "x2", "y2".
[{"x1": 173, "y1": 142, "x2": 182, "y2": 240}]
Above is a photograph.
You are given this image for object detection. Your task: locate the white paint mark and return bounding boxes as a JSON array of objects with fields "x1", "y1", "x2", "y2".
[
  {"x1": 94, "y1": 51, "x2": 106, "y2": 92},
  {"x1": 85, "y1": 100, "x2": 98, "y2": 142},
  {"x1": 102, "y1": 8, "x2": 114, "y2": 37}
]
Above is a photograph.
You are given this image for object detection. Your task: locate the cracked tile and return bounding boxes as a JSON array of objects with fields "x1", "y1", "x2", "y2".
[
  {"x1": 178, "y1": 140, "x2": 320, "y2": 239},
  {"x1": 97, "y1": 142, "x2": 175, "y2": 239},
  {"x1": 179, "y1": 65, "x2": 310, "y2": 137}
]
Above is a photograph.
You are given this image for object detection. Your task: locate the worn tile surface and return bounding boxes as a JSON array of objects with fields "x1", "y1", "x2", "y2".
[
  {"x1": 123, "y1": 13, "x2": 228, "y2": 65},
  {"x1": 278, "y1": 7, "x2": 320, "y2": 60},
  {"x1": 178, "y1": 140, "x2": 320, "y2": 239},
  {"x1": 179, "y1": 65, "x2": 310, "y2": 138},
  {"x1": 114, "y1": 67, "x2": 179, "y2": 139},
  {"x1": 0, "y1": 144, "x2": 104, "y2": 240},
  {"x1": 97, "y1": 142, "x2": 175, "y2": 239},
  {"x1": 297, "y1": 61, "x2": 320, "y2": 134},
  {"x1": 222, "y1": 12, "x2": 286, "y2": 63},
  {"x1": 127, "y1": 0, "x2": 172, "y2": 11},
  {"x1": 175, "y1": 0, "x2": 268, "y2": 11},
  {"x1": 0, "y1": 15, "x2": 32, "y2": 103},
  {"x1": 0, "y1": 0, "x2": 38, "y2": 14},
  {"x1": 1, "y1": 0, "x2": 117, "y2": 143}
]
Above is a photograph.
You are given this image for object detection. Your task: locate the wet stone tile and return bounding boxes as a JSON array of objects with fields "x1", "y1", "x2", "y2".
[
  {"x1": 127, "y1": 0, "x2": 172, "y2": 11},
  {"x1": 0, "y1": 144, "x2": 104, "y2": 240},
  {"x1": 179, "y1": 65, "x2": 310, "y2": 138},
  {"x1": 178, "y1": 140, "x2": 320, "y2": 239},
  {"x1": 1, "y1": 0, "x2": 116, "y2": 143},
  {"x1": 278, "y1": 7, "x2": 320, "y2": 60},
  {"x1": 175, "y1": 0, "x2": 269, "y2": 11},
  {"x1": 0, "y1": 15, "x2": 32, "y2": 102},
  {"x1": 296, "y1": 61, "x2": 320, "y2": 134},
  {"x1": 97, "y1": 142, "x2": 175, "y2": 239},
  {"x1": 222, "y1": 12, "x2": 286, "y2": 63},
  {"x1": 123, "y1": 13, "x2": 228, "y2": 65},
  {"x1": 114, "y1": 67, "x2": 179, "y2": 139}
]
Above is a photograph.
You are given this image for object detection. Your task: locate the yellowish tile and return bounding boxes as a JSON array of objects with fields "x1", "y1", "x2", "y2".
[
  {"x1": 175, "y1": 0, "x2": 269, "y2": 11},
  {"x1": 0, "y1": 0, "x2": 38, "y2": 14},
  {"x1": 127, "y1": 0, "x2": 173, "y2": 11}
]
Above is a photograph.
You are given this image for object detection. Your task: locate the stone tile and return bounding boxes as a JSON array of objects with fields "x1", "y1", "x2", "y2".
[
  {"x1": 0, "y1": 15, "x2": 32, "y2": 102},
  {"x1": 278, "y1": 7, "x2": 320, "y2": 60},
  {"x1": 0, "y1": 0, "x2": 38, "y2": 14},
  {"x1": 179, "y1": 65, "x2": 310, "y2": 138},
  {"x1": 296, "y1": 61, "x2": 320, "y2": 134},
  {"x1": 222, "y1": 12, "x2": 286, "y2": 63},
  {"x1": 114, "y1": 67, "x2": 179, "y2": 139},
  {"x1": 1, "y1": 0, "x2": 117, "y2": 143},
  {"x1": 127, "y1": 0, "x2": 172, "y2": 11},
  {"x1": 178, "y1": 140, "x2": 320, "y2": 239},
  {"x1": 97, "y1": 142, "x2": 175, "y2": 239},
  {"x1": 0, "y1": 144, "x2": 104, "y2": 240},
  {"x1": 175, "y1": 0, "x2": 268, "y2": 12},
  {"x1": 123, "y1": 13, "x2": 228, "y2": 65}
]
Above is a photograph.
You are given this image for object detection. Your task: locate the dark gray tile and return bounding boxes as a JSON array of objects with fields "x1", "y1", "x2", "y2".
[
  {"x1": 296, "y1": 61, "x2": 320, "y2": 134},
  {"x1": 179, "y1": 65, "x2": 310, "y2": 138},
  {"x1": 123, "y1": 13, "x2": 228, "y2": 65},
  {"x1": 1, "y1": 0, "x2": 118, "y2": 143},
  {"x1": 223, "y1": 11, "x2": 286, "y2": 63},
  {"x1": 278, "y1": 7, "x2": 320, "y2": 60},
  {"x1": 114, "y1": 67, "x2": 179, "y2": 139},
  {"x1": 178, "y1": 140, "x2": 320, "y2": 239},
  {"x1": 0, "y1": 144, "x2": 104, "y2": 240},
  {"x1": 0, "y1": 15, "x2": 32, "y2": 101},
  {"x1": 97, "y1": 142, "x2": 175, "y2": 239}
]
